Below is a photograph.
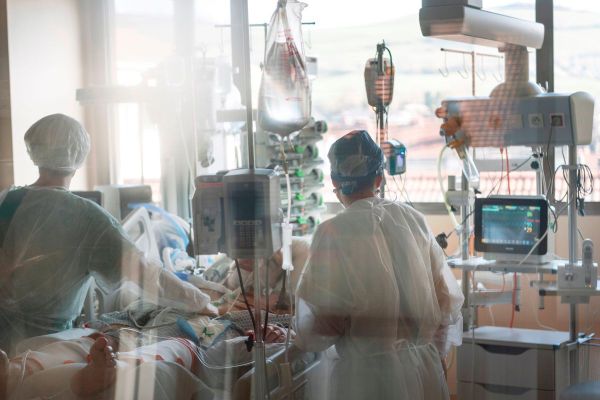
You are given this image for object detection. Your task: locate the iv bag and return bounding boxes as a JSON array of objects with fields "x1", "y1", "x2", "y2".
[
  {"x1": 462, "y1": 153, "x2": 480, "y2": 189},
  {"x1": 455, "y1": 146, "x2": 480, "y2": 189},
  {"x1": 257, "y1": 0, "x2": 311, "y2": 137},
  {"x1": 364, "y1": 58, "x2": 394, "y2": 108}
]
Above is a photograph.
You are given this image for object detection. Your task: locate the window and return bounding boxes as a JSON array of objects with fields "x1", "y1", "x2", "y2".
[
  {"x1": 299, "y1": 0, "x2": 599, "y2": 204},
  {"x1": 294, "y1": 1, "x2": 542, "y2": 202},
  {"x1": 112, "y1": 0, "x2": 175, "y2": 201},
  {"x1": 553, "y1": 1, "x2": 600, "y2": 202},
  {"x1": 109, "y1": 1, "x2": 600, "y2": 205}
]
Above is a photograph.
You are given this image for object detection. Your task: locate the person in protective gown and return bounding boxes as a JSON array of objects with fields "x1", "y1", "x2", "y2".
[
  {"x1": 294, "y1": 130, "x2": 464, "y2": 400},
  {"x1": 0, "y1": 114, "x2": 211, "y2": 355}
]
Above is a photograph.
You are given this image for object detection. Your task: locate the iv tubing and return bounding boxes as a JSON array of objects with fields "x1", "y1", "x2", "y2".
[
  {"x1": 284, "y1": 269, "x2": 293, "y2": 363},
  {"x1": 280, "y1": 141, "x2": 293, "y2": 222},
  {"x1": 437, "y1": 145, "x2": 461, "y2": 232},
  {"x1": 283, "y1": 169, "x2": 294, "y2": 362},
  {"x1": 114, "y1": 328, "x2": 262, "y2": 370},
  {"x1": 280, "y1": 140, "x2": 294, "y2": 362}
]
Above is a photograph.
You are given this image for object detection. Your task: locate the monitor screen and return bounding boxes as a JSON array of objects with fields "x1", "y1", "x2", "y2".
[
  {"x1": 396, "y1": 154, "x2": 405, "y2": 170},
  {"x1": 481, "y1": 204, "x2": 541, "y2": 247},
  {"x1": 475, "y1": 197, "x2": 548, "y2": 255},
  {"x1": 72, "y1": 191, "x2": 102, "y2": 206},
  {"x1": 120, "y1": 186, "x2": 153, "y2": 220}
]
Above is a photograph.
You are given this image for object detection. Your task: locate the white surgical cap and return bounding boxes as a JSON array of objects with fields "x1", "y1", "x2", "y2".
[{"x1": 24, "y1": 113, "x2": 91, "y2": 172}]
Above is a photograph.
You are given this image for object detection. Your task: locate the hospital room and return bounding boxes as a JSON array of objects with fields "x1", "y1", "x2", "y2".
[{"x1": 1, "y1": 0, "x2": 600, "y2": 399}]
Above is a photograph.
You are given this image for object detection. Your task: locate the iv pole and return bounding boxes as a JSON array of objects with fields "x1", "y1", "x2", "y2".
[
  {"x1": 567, "y1": 145, "x2": 579, "y2": 383},
  {"x1": 535, "y1": 0, "x2": 579, "y2": 384},
  {"x1": 376, "y1": 42, "x2": 387, "y2": 199},
  {"x1": 235, "y1": 0, "x2": 255, "y2": 170},
  {"x1": 231, "y1": 0, "x2": 268, "y2": 398}
]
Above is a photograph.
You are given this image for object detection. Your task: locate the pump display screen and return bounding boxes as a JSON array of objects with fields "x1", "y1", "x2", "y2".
[
  {"x1": 231, "y1": 189, "x2": 265, "y2": 221},
  {"x1": 229, "y1": 187, "x2": 266, "y2": 250},
  {"x1": 396, "y1": 154, "x2": 405, "y2": 170},
  {"x1": 475, "y1": 197, "x2": 548, "y2": 255},
  {"x1": 481, "y1": 204, "x2": 541, "y2": 246}
]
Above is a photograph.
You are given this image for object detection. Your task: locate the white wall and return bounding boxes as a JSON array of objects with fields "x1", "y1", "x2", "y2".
[{"x1": 7, "y1": 0, "x2": 87, "y2": 189}]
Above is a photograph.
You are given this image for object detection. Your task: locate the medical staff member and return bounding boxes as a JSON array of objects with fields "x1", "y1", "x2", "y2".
[
  {"x1": 295, "y1": 130, "x2": 464, "y2": 400},
  {"x1": 0, "y1": 114, "x2": 211, "y2": 353}
]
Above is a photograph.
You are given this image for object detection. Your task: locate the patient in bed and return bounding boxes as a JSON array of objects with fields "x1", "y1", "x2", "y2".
[
  {"x1": 0, "y1": 323, "x2": 288, "y2": 399},
  {"x1": 0, "y1": 234, "x2": 308, "y2": 398},
  {"x1": 202, "y1": 237, "x2": 310, "y2": 315}
]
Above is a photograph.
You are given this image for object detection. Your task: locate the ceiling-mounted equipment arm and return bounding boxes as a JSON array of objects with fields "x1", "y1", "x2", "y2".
[{"x1": 419, "y1": 0, "x2": 544, "y2": 49}]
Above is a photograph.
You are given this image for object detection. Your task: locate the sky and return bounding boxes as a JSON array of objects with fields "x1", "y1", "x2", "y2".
[{"x1": 115, "y1": 0, "x2": 600, "y2": 28}]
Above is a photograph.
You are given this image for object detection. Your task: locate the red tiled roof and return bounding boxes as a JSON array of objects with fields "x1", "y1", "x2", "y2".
[{"x1": 325, "y1": 120, "x2": 600, "y2": 203}]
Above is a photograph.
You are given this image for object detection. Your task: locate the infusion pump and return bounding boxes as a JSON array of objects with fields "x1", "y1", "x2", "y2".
[{"x1": 192, "y1": 169, "x2": 282, "y2": 259}]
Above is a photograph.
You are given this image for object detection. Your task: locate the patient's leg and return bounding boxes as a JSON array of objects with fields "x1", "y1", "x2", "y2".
[
  {"x1": 70, "y1": 336, "x2": 117, "y2": 397},
  {"x1": 0, "y1": 336, "x2": 96, "y2": 397},
  {"x1": 70, "y1": 337, "x2": 200, "y2": 398},
  {"x1": 117, "y1": 338, "x2": 199, "y2": 374}
]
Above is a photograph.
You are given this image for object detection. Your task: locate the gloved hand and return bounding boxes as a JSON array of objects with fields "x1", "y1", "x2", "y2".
[{"x1": 245, "y1": 324, "x2": 295, "y2": 344}]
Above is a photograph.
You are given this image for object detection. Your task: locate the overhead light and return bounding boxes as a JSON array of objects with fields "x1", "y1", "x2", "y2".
[{"x1": 419, "y1": 1, "x2": 544, "y2": 49}]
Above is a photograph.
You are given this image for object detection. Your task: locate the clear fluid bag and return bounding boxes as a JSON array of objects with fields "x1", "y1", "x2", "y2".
[{"x1": 257, "y1": 0, "x2": 311, "y2": 137}]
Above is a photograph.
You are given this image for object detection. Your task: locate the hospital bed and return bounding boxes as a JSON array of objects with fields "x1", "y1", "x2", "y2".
[
  {"x1": 121, "y1": 206, "x2": 161, "y2": 262},
  {"x1": 231, "y1": 345, "x2": 322, "y2": 400},
  {"x1": 13, "y1": 326, "x2": 323, "y2": 400},
  {"x1": 83, "y1": 207, "x2": 160, "y2": 320},
  {"x1": 64, "y1": 207, "x2": 324, "y2": 399}
]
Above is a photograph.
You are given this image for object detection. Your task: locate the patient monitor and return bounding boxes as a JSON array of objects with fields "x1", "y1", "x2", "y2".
[
  {"x1": 72, "y1": 190, "x2": 103, "y2": 206},
  {"x1": 474, "y1": 196, "x2": 554, "y2": 264},
  {"x1": 95, "y1": 184, "x2": 153, "y2": 220}
]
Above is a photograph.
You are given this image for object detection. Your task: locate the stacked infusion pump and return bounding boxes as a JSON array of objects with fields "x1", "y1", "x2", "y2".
[
  {"x1": 255, "y1": 119, "x2": 328, "y2": 237},
  {"x1": 192, "y1": 169, "x2": 282, "y2": 259}
]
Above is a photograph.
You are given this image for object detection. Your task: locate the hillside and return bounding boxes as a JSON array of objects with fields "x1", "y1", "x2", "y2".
[{"x1": 305, "y1": 5, "x2": 600, "y2": 120}]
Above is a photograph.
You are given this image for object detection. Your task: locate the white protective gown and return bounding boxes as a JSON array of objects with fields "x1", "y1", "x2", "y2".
[{"x1": 295, "y1": 197, "x2": 464, "y2": 400}]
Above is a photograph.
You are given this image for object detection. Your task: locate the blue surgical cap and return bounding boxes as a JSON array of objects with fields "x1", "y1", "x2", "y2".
[{"x1": 328, "y1": 130, "x2": 384, "y2": 195}]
